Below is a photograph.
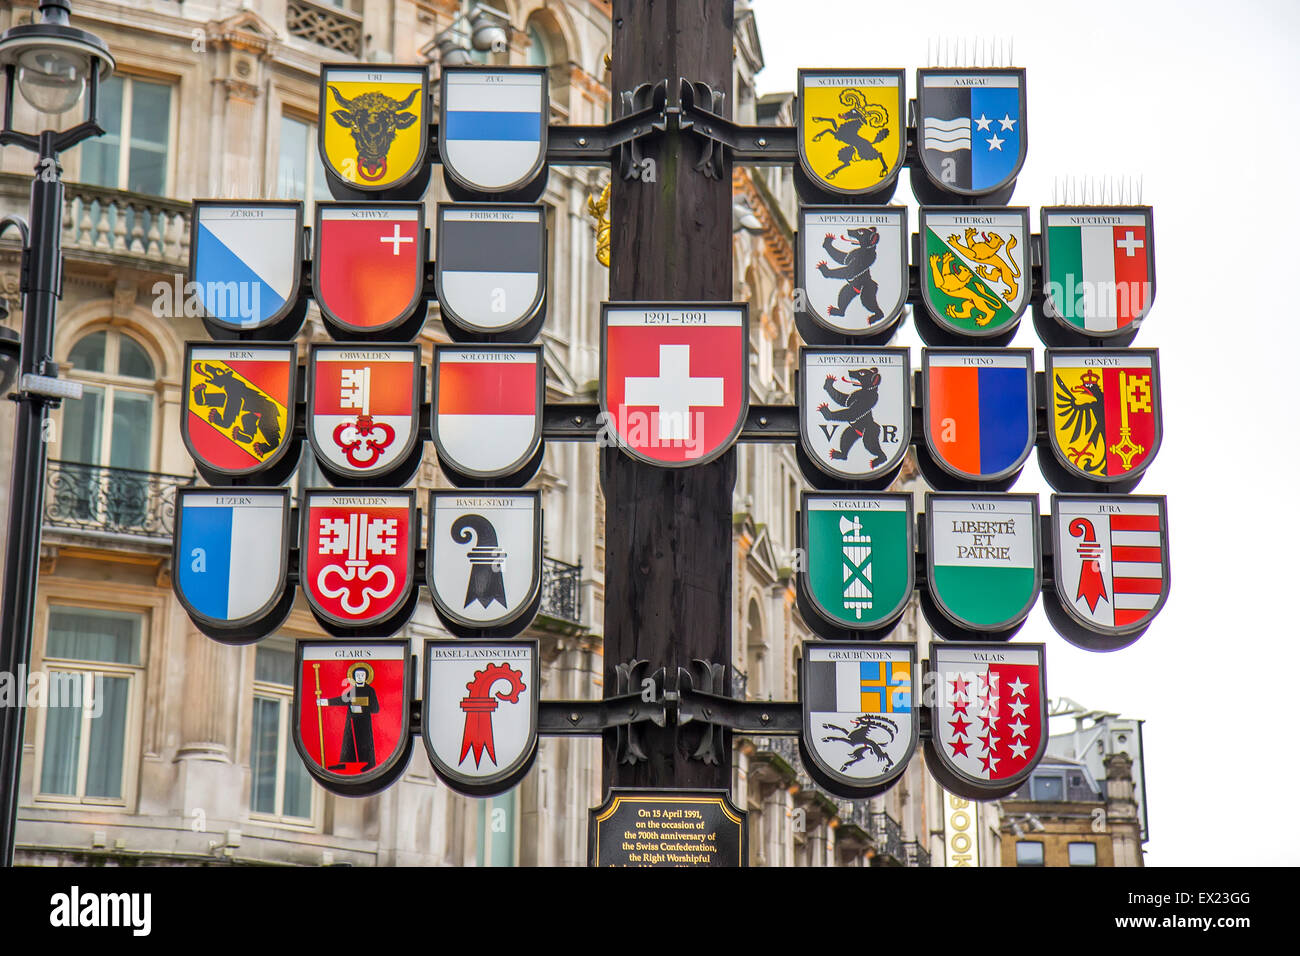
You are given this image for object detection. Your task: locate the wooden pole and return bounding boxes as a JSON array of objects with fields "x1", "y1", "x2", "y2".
[{"x1": 604, "y1": 0, "x2": 735, "y2": 790}]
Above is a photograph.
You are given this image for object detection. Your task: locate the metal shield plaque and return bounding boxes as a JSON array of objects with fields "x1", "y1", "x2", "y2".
[
  {"x1": 294, "y1": 639, "x2": 414, "y2": 795},
  {"x1": 313, "y1": 203, "x2": 425, "y2": 335},
  {"x1": 422, "y1": 639, "x2": 539, "y2": 797},
  {"x1": 182, "y1": 343, "x2": 296, "y2": 479},
  {"x1": 919, "y1": 207, "x2": 1030, "y2": 338},
  {"x1": 599, "y1": 302, "x2": 748, "y2": 467},
  {"x1": 439, "y1": 66, "x2": 548, "y2": 195},
  {"x1": 1041, "y1": 206, "x2": 1156, "y2": 338},
  {"x1": 925, "y1": 642, "x2": 1048, "y2": 799},
  {"x1": 798, "y1": 69, "x2": 906, "y2": 196},
  {"x1": 432, "y1": 345, "x2": 543, "y2": 480},
  {"x1": 301, "y1": 490, "x2": 417, "y2": 631},
  {"x1": 798, "y1": 347, "x2": 910, "y2": 483},
  {"x1": 434, "y1": 204, "x2": 546, "y2": 335},
  {"x1": 319, "y1": 65, "x2": 428, "y2": 191},
  {"x1": 589, "y1": 790, "x2": 748, "y2": 867},
  {"x1": 916, "y1": 68, "x2": 1026, "y2": 197},
  {"x1": 190, "y1": 201, "x2": 304, "y2": 333},
  {"x1": 800, "y1": 643, "x2": 917, "y2": 797},
  {"x1": 308, "y1": 344, "x2": 422, "y2": 479},
  {"x1": 426, "y1": 490, "x2": 542, "y2": 631},
  {"x1": 798, "y1": 206, "x2": 908, "y2": 334}
]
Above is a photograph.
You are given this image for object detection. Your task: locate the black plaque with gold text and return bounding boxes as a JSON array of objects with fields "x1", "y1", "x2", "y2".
[{"x1": 588, "y1": 789, "x2": 747, "y2": 867}]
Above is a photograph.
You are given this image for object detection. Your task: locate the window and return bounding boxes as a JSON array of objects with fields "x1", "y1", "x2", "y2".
[
  {"x1": 276, "y1": 115, "x2": 333, "y2": 207},
  {"x1": 250, "y1": 645, "x2": 314, "y2": 823},
  {"x1": 1015, "y1": 841, "x2": 1044, "y2": 867},
  {"x1": 1068, "y1": 842, "x2": 1098, "y2": 867},
  {"x1": 35, "y1": 606, "x2": 143, "y2": 805},
  {"x1": 1030, "y1": 771, "x2": 1065, "y2": 802},
  {"x1": 476, "y1": 789, "x2": 518, "y2": 866},
  {"x1": 78, "y1": 75, "x2": 173, "y2": 196},
  {"x1": 526, "y1": 25, "x2": 550, "y2": 66}
]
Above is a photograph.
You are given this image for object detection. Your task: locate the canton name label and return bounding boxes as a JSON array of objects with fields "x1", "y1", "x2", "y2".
[
  {"x1": 302, "y1": 645, "x2": 406, "y2": 661},
  {"x1": 807, "y1": 497, "x2": 905, "y2": 512},
  {"x1": 928, "y1": 353, "x2": 1026, "y2": 369},
  {"x1": 808, "y1": 646, "x2": 906, "y2": 663},
  {"x1": 806, "y1": 211, "x2": 899, "y2": 227},
  {"x1": 606, "y1": 307, "x2": 743, "y2": 327},
  {"x1": 428, "y1": 647, "x2": 531, "y2": 660},
  {"x1": 1051, "y1": 214, "x2": 1146, "y2": 227},
  {"x1": 440, "y1": 350, "x2": 529, "y2": 363},
  {"x1": 202, "y1": 206, "x2": 296, "y2": 222},
  {"x1": 929, "y1": 213, "x2": 1021, "y2": 228},
  {"x1": 932, "y1": 498, "x2": 1034, "y2": 567},
  {"x1": 326, "y1": 68, "x2": 421, "y2": 86},
  {"x1": 807, "y1": 352, "x2": 904, "y2": 368},
  {"x1": 935, "y1": 647, "x2": 1040, "y2": 667},
  {"x1": 923, "y1": 75, "x2": 1019, "y2": 89},
  {"x1": 807, "y1": 74, "x2": 894, "y2": 88},
  {"x1": 1057, "y1": 355, "x2": 1153, "y2": 370},
  {"x1": 321, "y1": 350, "x2": 400, "y2": 362},
  {"x1": 444, "y1": 208, "x2": 540, "y2": 224},
  {"x1": 191, "y1": 346, "x2": 291, "y2": 363},
  {"x1": 441, "y1": 495, "x2": 533, "y2": 511},
  {"x1": 1060, "y1": 498, "x2": 1160, "y2": 517},
  {"x1": 318, "y1": 495, "x2": 406, "y2": 508},
  {"x1": 321, "y1": 208, "x2": 419, "y2": 221}
]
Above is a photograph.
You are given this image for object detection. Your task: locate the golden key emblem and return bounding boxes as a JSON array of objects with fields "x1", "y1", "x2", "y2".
[{"x1": 1108, "y1": 372, "x2": 1150, "y2": 470}]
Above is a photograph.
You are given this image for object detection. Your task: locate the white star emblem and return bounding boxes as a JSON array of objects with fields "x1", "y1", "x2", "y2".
[
  {"x1": 985, "y1": 735, "x2": 1000, "y2": 753},
  {"x1": 999, "y1": 113, "x2": 1017, "y2": 131},
  {"x1": 1009, "y1": 719, "x2": 1029, "y2": 739},
  {"x1": 1008, "y1": 741, "x2": 1029, "y2": 760},
  {"x1": 984, "y1": 754, "x2": 1000, "y2": 773},
  {"x1": 1008, "y1": 676, "x2": 1029, "y2": 698},
  {"x1": 1009, "y1": 698, "x2": 1029, "y2": 718},
  {"x1": 974, "y1": 113, "x2": 993, "y2": 132},
  {"x1": 986, "y1": 133, "x2": 1005, "y2": 151},
  {"x1": 984, "y1": 713, "x2": 1001, "y2": 729}
]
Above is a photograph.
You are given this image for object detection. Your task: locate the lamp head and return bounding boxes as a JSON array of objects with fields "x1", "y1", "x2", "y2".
[{"x1": 0, "y1": 0, "x2": 114, "y2": 117}]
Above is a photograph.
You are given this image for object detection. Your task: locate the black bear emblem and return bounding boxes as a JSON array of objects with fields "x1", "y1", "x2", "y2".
[
  {"x1": 816, "y1": 226, "x2": 885, "y2": 323},
  {"x1": 190, "y1": 363, "x2": 283, "y2": 458},
  {"x1": 817, "y1": 367, "x2": 889, "y2": 467}
]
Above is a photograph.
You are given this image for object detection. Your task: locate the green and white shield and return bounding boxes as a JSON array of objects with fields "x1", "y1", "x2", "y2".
[
  {"x1": 925, "y1": 493, "x2": 1040, "y2": 633},
  {"x1": 800, "y1": 493, "x2": 914, "y2": 631},
  {"x1": 920, "y1": 207, "x2": 1029, "y2": 337}
]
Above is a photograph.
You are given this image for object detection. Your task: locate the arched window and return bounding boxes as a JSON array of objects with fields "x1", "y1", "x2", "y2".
[
  {"x1": 527, "y1": 24, "x2": 550, "y2": 66},
  {"x1": 62, "y1": 328, "x2": 157, "y2": 472}
]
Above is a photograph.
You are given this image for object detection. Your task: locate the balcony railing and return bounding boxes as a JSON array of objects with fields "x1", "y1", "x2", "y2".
[
  {"x1": 44, "y1": 461, "x2": 194, "y2": 540},
  {"x1": 902, "y1": 839, "x2": 931, "y2": 868},
  {"x1": 60, "y1": 180, "x2": 191, "y2": 269},
  {"x1": 539, "y1": 555, "x2": 583, "y2": 625},
  {"x1": 870, "y1": 811, "x2": 905, "y2": 866}
]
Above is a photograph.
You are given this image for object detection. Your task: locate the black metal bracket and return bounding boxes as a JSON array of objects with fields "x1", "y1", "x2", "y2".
[
  {"x1": 541, "y1": 402, "x2": 799, "y2": 444},
  {"x1": 538, "y1": 691, "x2": 667, "y2": 736},
  {"x1": 679, "y1": 685, "x2": 802, "y2": 736},
  {"x1": 676, "y1": 77, "x2": 797, "y2": 169}
]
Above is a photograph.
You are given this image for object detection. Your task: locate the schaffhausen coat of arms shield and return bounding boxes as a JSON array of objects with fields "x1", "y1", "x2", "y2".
[
  {"x1": 439, "y1": 66, "x2": 548, "y2": 198},
  {"x1": 182, "y1": 343, "x2": 298, "y2": 484},
  {"x1": 797, "y1": 347, "x2": 910, "y2": 487},
  {"x1": 301, "y1": 490, "x2": 418, "y2": 635},
  {"x1": 798, "y1": 69, "x2": 906, "y2": 198},
  {"x1": 1044, "y1": 348, "x2": 1162, "y2": 490},
  {"x1": 308, "y1": 344, "x2": 422, "y2": 483},
  {"x1": 915, "y1": 68, "x2": 1026, "y2": 197},
  {"x1": 434, "y1": 204, "x2": 546, "y2": 337},
  {"x1": 173, "y1": 488, "x2": 293, "y2": 643},
  {"x1": 920, "y1": 348, "x2": 1035, "y2": 489},
  {"x1": 925, "y1": 642, "x2": 1048, "y2": 800},
  {"x1": 433, "y1": 345, "x2": 543, "y2": 482},
  {"x1": 422, "y1": 639, "x2": 539, "y2": 797},
  {"x1": 319, "y1": 65, "x2": 429, "y2": 196},
  {"x1": 797, "y1": 206, "x2": 908, "y2": 336},
  {"x1": 190, "y1": 201, "x2": 305, "y2": 337},
  {"x1": 1048, "y1": 495, "x2": 1170, "y2": 650},
  {"x1": 797, "y1": 492, "x2": 914, "y2": 638},
  {"x1": 600, "y1": 303, "x2": 748, "y2": 467},
  {"x1": 293, "y1": 639, "x2": 414, "y2": 796},
  {"x1": 313, "y1": 203, "x2": 426, "y2": 338},
  {"x1": 800, "y1": 642, "x2": 918, "y2": 798},
  {"x1": 919, "y1": 207, "x2": 1030, "y2": 341},
  {"x1": 923, "y1": 493, "x2": 1041, "y2": 640},
  {"x1": 427, "y1": 491, "x2": 542, "y2": 636}
]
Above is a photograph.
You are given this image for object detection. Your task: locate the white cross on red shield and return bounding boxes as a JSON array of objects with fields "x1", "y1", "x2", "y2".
[{"x1": 599, "y1": 303, "x2": 748, "y2": 467}]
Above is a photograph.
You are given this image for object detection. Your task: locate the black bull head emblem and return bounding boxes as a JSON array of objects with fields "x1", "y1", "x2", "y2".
[{"x1": 328, "y1": 85, "x2": 420, "y2": 182}]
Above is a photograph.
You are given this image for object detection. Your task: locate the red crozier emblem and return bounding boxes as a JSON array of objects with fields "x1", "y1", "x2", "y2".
[{"x1": 459, "y1": 662, "x2": 526, "y2": 768}]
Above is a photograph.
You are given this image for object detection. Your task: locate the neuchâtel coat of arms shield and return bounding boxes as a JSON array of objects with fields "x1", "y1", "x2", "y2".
[{"x1": 797, "y1": 69, "x2": 906, "y2": 199}]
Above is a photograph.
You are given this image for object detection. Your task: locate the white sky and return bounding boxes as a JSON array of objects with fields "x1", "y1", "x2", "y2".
[{"x1": 752, "y1": 0, "x2": 1300, "y2": 866}]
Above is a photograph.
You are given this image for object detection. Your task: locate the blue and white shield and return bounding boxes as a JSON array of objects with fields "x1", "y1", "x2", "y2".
[
  {"x1": 439, "y1": 66, "x2": 548, "y2": 195},
  {"x1": 190, "y1": 201, "x2": 304, "y2": 333},
  {"x1": 173, "y1": 488, "x2": 291, "y2": 638}
]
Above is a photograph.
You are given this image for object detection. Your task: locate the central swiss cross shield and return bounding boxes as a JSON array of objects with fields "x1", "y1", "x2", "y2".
[
  {"x1": 301, "y1": 491, "x2": 417, "y2": 634},
  {"x1": 308, "y1": 344, "x2": 422, "y2": 480},
  {"x1": 600, "y1": 303, "x2": 748, "y2": 467},
  {"x1": 925, "y1": 643, "x2": 1048, "y2": 799}
]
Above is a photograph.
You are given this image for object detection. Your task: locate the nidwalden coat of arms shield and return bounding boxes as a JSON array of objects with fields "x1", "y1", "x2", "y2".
[
  {"x1": 600, "y1": 303, "x2": 748, "y2": 467},
  {"x1": 427, "y1": 491, "x2": 542, "y2": 635},
  {"x1": 800, "y1": 642, "x2": 917, "y2": 798},
  {"x1": 1041, "y1": 206, "x2": 1155, "y2": 340},
  {"x1": 439, "y1": 66, "x2": 548, "y2": 197},
  {"x1": 319, "y1": 65, "x2": 428, "y2": 193},
  {"x1": 422, "y1": 639, "x2": 539, "y2": 797},
  {"x1": 1045, "y1": 348, "x2": 1162, "y2": 488},
  {"x1": 921, "y1": 348, "x2": 1035, "y2": 488},
  {"x1": 925, "y1": 642, "x2": 1048, "y2": 800},
  {"x1": 182, "y1": 343, "x2": 298, "y2": 482},
  {"x1": 190, "y1": 201, "x2": 305, "y2": 336},
  {"x1": 301, "y1": 490, "x2": 418, "y2": 635},
  {"x1": 293, "y1": 639, "x2": 414, "y2": 796},
  {"x1": 432, "y1": 345, "x2": 543, "y2": 482},
  {"x1": 434, "y1": 204, "x2": 547, "y2": 337},
  {"x1": 915, "y1": 68, "x2": 1026, "y2": 197},
  {"x1": 923, "y1": 493, "x2": 1041, "y2": 639},
  {"x1": 798, "y1": 492, "x2": 914, "y2": 637},
  {"x1": 798, "y1": 69, "x2": 906, "y2": 197},
  {"x1": 1048, "y1": 495, "x2": 1170, "y2": 649},
  {"x1": 173, "y1": 488, "x2": 293, "y2": 643},
  {"x1": 308, "y1": 344, "x2": 422, "y2": 481},
  {"x1": 313, "y1": 203, "x2": 426, "y2": 338},
  {"x1": 918, "y1": 207, "x2": 1030, "y2": 340},
  {"x1": 797, "y1": 206, "x2": 908, "y2": 335},
  {"x1": 797, "y1": 347, "x2": 910, "y2": 486}
]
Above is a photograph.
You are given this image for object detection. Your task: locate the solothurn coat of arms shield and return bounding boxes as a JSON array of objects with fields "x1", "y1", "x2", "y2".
[{"x1": 432, "y1": 345, "x2": 544, "y2": 483}]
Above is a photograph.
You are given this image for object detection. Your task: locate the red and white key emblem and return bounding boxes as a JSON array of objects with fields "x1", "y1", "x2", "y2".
[{"x1": 309, "y1": 345, "x2": 420, "y2": 478}]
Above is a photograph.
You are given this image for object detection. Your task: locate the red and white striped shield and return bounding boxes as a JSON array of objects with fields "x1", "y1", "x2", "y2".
[
  {"x1": 432, "y1": 345, "x2": 543, "y2": 480},
  {"x1": 308, "y1": 345, "x2": 421, "y2": 478}
]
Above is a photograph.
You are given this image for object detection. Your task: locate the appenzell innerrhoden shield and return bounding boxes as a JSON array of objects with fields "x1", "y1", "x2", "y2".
[
  {"x1": 927, "y1": 642, "x2": 1047, "y2": 797},
  {"x1": 301, "y1": 491, "x2": 416, "y2": 630},
  {"x1": 600, "y1": 303, "x2": 748, "y2": 467},
  {"x1": 309, "y1": 345, "x2": 421, "y2": 479}
]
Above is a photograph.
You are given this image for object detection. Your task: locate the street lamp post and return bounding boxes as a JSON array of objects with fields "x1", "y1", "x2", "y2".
[{"x1": 0, "y1": 0, "x2": 112, "y2": 866}]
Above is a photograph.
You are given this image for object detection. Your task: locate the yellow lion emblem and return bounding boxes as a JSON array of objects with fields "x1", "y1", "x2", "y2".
[
  {"x1": 928, "y1": 252, "x2": 1003, "y2": 327},
  {"x1": 946, "y1": 228, "x2": 1020, "y2": 302}
]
